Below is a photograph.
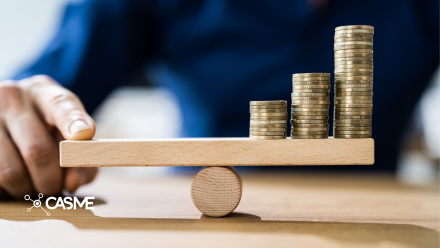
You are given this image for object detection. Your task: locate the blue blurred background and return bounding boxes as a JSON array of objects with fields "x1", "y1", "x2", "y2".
[{"x1": 0, "y1": 0, "x2": 438, "y2": 183}]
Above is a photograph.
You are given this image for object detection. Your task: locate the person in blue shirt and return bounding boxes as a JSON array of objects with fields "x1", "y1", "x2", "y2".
[{"x1": 0, "y1": 0, "x2": 438, "y2": 199}]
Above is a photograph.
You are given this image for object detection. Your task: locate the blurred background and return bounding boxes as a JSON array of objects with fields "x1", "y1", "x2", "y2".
[{"x1": 0, "y1": 0, "x2": 438, "y2": 184}]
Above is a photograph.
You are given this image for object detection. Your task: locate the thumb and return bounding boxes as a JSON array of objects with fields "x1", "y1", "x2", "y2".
[{"x1": 20, "y1": 75, "x2": 96, "y2": 140}]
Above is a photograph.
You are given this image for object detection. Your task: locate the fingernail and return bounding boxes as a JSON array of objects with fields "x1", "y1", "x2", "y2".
[{"x1": 69, "y1": 120, "x2": 91, "y2": 135}]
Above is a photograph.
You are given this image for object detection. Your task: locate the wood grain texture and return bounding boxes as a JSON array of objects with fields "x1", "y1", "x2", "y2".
[
  {"x1": 60, "y1": 137, "x2": 374, "y2": 167},
  {"x1": 191, "y1": 167, "x2": 242, "y2": 217}
]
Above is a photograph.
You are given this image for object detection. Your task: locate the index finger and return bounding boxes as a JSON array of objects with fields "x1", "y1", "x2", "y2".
[{"x1": 20, "y1": 75, "x2": 96, "y2": 140}]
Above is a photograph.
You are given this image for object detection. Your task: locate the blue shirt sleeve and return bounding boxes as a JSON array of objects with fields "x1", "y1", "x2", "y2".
[{"x1": 14, "y1": 0, "x2": 155, "y2": 113}]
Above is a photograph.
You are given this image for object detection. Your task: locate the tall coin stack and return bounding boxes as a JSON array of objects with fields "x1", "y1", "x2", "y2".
[
  {"x1": 334, "y1": 25, "x2": 373, "y2": 138},
  {"x1": 249, "y1": 101, "x2": 287, "y2": 140},
  {"x1": 291, "y1": 73, "x2": 330, "y2": 139}
]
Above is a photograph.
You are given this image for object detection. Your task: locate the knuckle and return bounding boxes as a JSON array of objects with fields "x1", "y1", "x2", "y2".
[
  {"x1": 0, "y1": 83, "x2": 22, "y2": 97},
  {"x1": 49, "y1": 91, "x2": 79, "y2": 108},
  {"x1": 49, "y1": 91, "x2": 83, "y2": 118},
  {"x1": 0, "y1": 162, "x2": 25, "y2": 186},
  {"x1": 23, "y1": 143, "x2": 52, "y2": 167},
  {"x1": 0, "y1": 84, "x2": 24, "y2": 110},
  {"x1": 29, "y1": 75, "x2": 55, "y2": 86}
]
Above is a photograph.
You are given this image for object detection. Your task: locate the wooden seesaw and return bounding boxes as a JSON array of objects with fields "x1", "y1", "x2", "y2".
[{"x1": 60, "y1": 137, "x2": 374, "y2": 217}]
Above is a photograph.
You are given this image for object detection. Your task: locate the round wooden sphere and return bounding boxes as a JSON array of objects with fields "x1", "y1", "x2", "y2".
[{"x1": 191, "y1": 166, "x2": 242, "y2": 217}]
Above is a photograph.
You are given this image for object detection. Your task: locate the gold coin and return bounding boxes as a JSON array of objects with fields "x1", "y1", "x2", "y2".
[
  {"x1": 335, "y1": 84, "x2": 373, "y2": 88},
  {"x1": 292, "y1": 115, "x2": 328, "y2": 120},
  {"x1": 291, "y1": 93, "x2": 329, "y2": 97},
  {"x1": 292, "y1": 89, "x2": 330, "y2": 93},
  {"x1": 335, "y1": 29, "x2": 374, "y2": 34},
  {"x1": 336, "y1": 92, "x2": 374, "y2": 97},
  {"x1": 335, "y1": 108, "x2": 372, "y2": 112},
  {"x1": 334, "y1": 119, "x2": 372, "y2": 123},
  {"x1": 335, "y1": 115, "x2": 372, "y2": 119},
  {"x1": 335, "y1": 49, "x2": 373, "y2": 54},
  {"x1": 293, "y1": 123, "x2": 329, "y2": 128},
  {"x1": 335, "y1": 63, "x2": 374, "y2": 67},
  {"x1": 293, "y1": 127, "x2": 328, "y2": 131},
  {"x1": 292, "y1": 108, "x2": 328, "y2": 112},
  {"x1": 251, "y1": 113, "x2": 288, "y2": 117},
  {"x1": 292, "y1": 104, "x2": 329, "y2": 108},
  {"x1": 335, "y1": 101, "x2": 373, "y2": 105},
  {"x1": 335, "y1": 60, "x2": 373, "y2": 65},
  {"x1": 336, "y1": 90, "x2": 373, "y2": 94},
  {"x1": 335, "y1": 41, "x2": 373, "y2": 46},
  {"x1": 292, "y1": 81, "x2": 331, "y2": 85},
  {"x1": 335, "y1": 97, "x2": 373, "y2": 100},
  {"x1": 251, "y1": 117, "x2": 287, "y2": 121},
  {"x1": 250, "y1": 120, "x2": 286, "y2": 124},
  {"x1": 335, "y1": 104, "x2": 373, "y2": 108},
  {"x1": 292, "y1": 77, "x2": 330, "y2": 82},
  {"x1": 335, "y1": 53, "x2": 373, "y2": 58},
  {"x1": 292, "y1": 100, "x2": 330, "y2": 104},
  {"x1": 335, "y1": 111, "x2": 372, "y2": 116},
  {"x1": 250, "y1": 131, "x2": 286, "y2": 136},
  {"x1": 250, "y1": 128, "x2": 286, "y2": 132},
  {"x1": 336, "y1": 65, "x2": 374, "y2": 69},
  {"x1": 292, "y1": 84, "x2": 330, "y2": 89},
  {"x1": 335, "y1": 131, "x2": 371, "y2": 135},
  {"x1": 334, "y1": 127, "x2": 372, "y2": 131},
  {"x1": 334, "y1": 44, "x2": 373, "y2": 50},
  {"x1": 335, "y1": 56, "x2": 373, "y2": 61},
  {"x1": 336, "y1": 66, "x2": 373, "y2": 71},
  {"x1": 335, "y1": 76, "x2": 374, "y2": 80},
  {"x1": 250, "y1": 136, "x2": 286, "y2": 140},
  {"x1": 334, "y1": 33, "x2": 374, "y2": 38},
  {"x1": 291, "y1": 119, "x2": 328, "y2": 124},
  {"x1": 334, "y1": 45, "x2": 373, "y2": 50},
  {"x1": 335, "y1": 72, "x2": 373, "y2": 76},
  {"x1": 335, "y1": 25, "x2": 374, "y2": 31},
  {"x1": 335, "y1": 37, "x2": 373, "y2": 43},
  {"x1": 335, "y1": 96, "x2": 373, "y2": 100},
  {"x1": 336, "y1": 86, "x2": 374, "y2": 91},
  {"x1": 292, "y1": 96, "x2": 329, "y2": 100},
  {"x1": 336, "y1": 88, "x2": 373, "y2": 92},
  {"x1": 250, "y1": 101, "x2": 287, "y2": 105},
  {"x1": 250, "y1": 105, "x2": 286, "y2": 109},
  {"x1": 292, "y1": 131, "x2": 328, "y2": 135},
  {"x1": 334, "y1": 123, "x2": 372, "y2": 127},
  {"x1": 292, "y1": 73, "x2": 331, "y2": 77},
  {"x1": 335, "y1": 65, "x2": 373, "y2": 70},
  {"x1": 250, "y1": 109, "x2": 286, "y2": 113},
  {"x1": 291, "y1": 135, "x2": 328, "y2": 139},
  {"x1": 335, "y1": 69, "x2": 374, "y2": 73},
  {"x1": 334, "y1": 134, "x2": 371, "y2": 139},
  {"x1": 292, "y1": 111, "x2": 329, "y2": 116},
  {"x1": 250, "y1": 124, "x2": 286, "y2": 128},
  {"x1": 335, "y1": 80, "x2": 373, "y2": 84}
]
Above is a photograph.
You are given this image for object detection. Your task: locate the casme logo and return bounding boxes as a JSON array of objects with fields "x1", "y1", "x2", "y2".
[{"x1": 25, "y1": 193, "x2": 95, "y2": 216}]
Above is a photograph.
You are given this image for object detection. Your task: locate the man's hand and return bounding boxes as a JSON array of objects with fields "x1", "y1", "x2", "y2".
[{"x1": 0, "y1": 75, "x2": 98, "y2": 199}]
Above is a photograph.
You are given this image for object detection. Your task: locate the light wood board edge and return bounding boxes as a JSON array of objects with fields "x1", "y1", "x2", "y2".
[{"x1": 60, "y1": 137, "x2": 374, "y2": 167}]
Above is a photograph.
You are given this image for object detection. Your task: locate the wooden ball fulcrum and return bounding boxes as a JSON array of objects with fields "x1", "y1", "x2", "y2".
[{"x1": 191, "y1": 166, "x2": 242, "y2": 217}]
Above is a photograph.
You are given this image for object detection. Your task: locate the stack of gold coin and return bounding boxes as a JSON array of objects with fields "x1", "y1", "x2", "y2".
[
  {"x1": 334, "y1": 25, "x2": 373, "y2": 139},
  {"x1": 249, "y1": 101, "x2": 287, "y2": 140},
  {"x1": 291, "y1": 73, "x2": 330, "y2": 139}
]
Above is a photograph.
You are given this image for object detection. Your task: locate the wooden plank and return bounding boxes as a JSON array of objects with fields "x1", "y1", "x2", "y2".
[{"x1": 60, "y1": 137, "x2": 374, "y2": 167}]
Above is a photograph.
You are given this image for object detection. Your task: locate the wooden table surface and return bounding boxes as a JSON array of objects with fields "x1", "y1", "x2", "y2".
[{"x1": 0, "y1": 171, "x2": 438, "y2": 248}]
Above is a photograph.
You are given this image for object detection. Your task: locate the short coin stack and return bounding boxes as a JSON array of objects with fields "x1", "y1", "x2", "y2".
[
  {"x1": 334, "y1": 25, "x2": 373, "y2": 138},
  {"x1": 249, "y1": 101, "x2": 287, "y2": 140},
  {"x1": 291, "y1": 73, "x2": 330, "y2": 139}
]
